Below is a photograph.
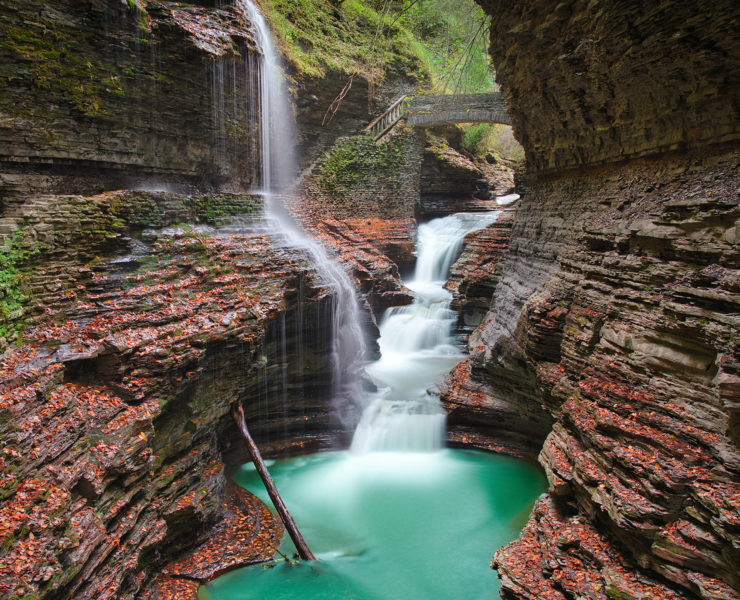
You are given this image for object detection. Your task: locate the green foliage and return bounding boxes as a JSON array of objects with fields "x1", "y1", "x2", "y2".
[
  {"x1": 258, "y1": 0, "x2": 431, "y2": 83},
  {"x1": 486, "y1": 124, "x2": 525, "y2": 161},
  {"x1": 392, "y1": 0, "x2": 493, "y2": 93},
  {"x1": 260, "y1": 0, "x2": 492, "y2": 94},
  {"x1": 461, "y1": 123, "x2": 525, "y2": 161},
  {"x1": 462, "y1": 123, "x2": 490, "y2": 155}
]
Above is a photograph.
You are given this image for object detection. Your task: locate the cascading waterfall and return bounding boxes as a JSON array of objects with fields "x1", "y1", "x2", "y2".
[
  {"x1": 237, "y1": 0, "x2": 500, "y2": 449},
  {"x1": 200, "y1": 10, "x2": 547, "y2": 599},
  {"x1": 351, "y1": 211, "x2": 500, "y2": 453},
  {"x1": 239, "y1": 0, "x2": 366, "y2": 427},
  {"x1": 202, "y1": 206, "x2": 548, "y2": 600}
]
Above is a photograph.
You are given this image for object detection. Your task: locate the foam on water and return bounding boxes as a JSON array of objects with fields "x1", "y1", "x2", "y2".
[{"x1": 496, "y1": 193, "x2": 520, "y2": 205}]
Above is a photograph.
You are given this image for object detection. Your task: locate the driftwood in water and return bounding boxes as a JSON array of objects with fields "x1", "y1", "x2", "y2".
[{"x1": 231, "y1": 402, "x2": 317, "y2": 561}]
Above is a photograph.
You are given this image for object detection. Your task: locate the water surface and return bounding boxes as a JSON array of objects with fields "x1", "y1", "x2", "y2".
[{"x1": 200, "y1": 449, "x2": 545, "y2": 600}]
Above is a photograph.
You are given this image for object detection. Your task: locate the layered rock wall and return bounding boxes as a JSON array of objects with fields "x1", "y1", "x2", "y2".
[
  {"x1": 0, "y1": 192, "x2": 338, "y2": 599},
  {"x1": 0, "y1": 0, "x2": 261, "y2": 202},
  {"x1": 0, "y1": 1, "x2": 456, "y2": 598},
  {"x1": 460, "y1": 1, "x2": 740, "y2": 598},
  {"x1": 483, "y1": 150, "x2": 739, "y2": 600},
  {"x1": 0, "y1": 3, "x2": 426, "y2": 595},
  {"x1": 300, "y1": 128, "x2": 423, "y2": 278},
  {"x1": 479, "y1": 0, "x2": 740, "y2": 173}
]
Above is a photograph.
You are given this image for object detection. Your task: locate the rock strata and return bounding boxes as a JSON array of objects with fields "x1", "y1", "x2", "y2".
[
  {"x1": 478, "y1": 0, "x2": 740, "y2": 173},
  {"x1": 419, "y1": 133, "x2": 516, "y2": 218},
  {"x1": 0, "y1": 0, "x2": 261, "y2": 202},
  {"x1": 446, "y1": 208, "x2": 516, "y2": 328},
  {"x1": 460, "y1": 148, "x2": 740, "y2": 599},
  {"x1": 466, "y1": 2, "x2": 740, "y2": 598},
  {"x1": 151, "y1": 485, "x2": 283, "y2": 599},
  {"x1": 0, "y1": 192, "x2": 338, "y2": 599}
]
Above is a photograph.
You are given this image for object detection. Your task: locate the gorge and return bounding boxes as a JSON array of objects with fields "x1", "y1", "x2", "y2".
[{"x1": 0, "y1": 1, "x2": 738, "y2": 600}]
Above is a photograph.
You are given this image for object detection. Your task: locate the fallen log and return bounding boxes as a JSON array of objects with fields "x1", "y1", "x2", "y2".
[{"x1": 231, "y1": 402, "x2": 317, "y2": 561}]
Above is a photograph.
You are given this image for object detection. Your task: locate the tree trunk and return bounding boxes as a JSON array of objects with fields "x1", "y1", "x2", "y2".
[{"x1": 231, "y1": 402, "x2": 317, "y2": 561}]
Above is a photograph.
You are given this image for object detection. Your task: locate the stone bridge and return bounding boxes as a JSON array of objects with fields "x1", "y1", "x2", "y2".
[{"x1": 365, "y1": 92, "x2": 511, "y2": 139}]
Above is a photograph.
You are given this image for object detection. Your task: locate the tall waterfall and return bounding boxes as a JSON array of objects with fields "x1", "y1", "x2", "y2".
[
  {"x1": 351, "y1": 212, "x2": 500, "y2": 453},
  {"x1": 238, "y1": 1, "x2": 500, "y2": 448},
  {"x1": 240, "y1": 0, "x2": 366, "y2": 426},
  {"x1": 238, "y1": 0, "x2": 295, "y2": 194}
]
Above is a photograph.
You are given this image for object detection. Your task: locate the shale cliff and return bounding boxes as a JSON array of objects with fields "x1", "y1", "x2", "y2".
[
  {"x1": 445, "y1": 1, "x2": 740, "y2": 599},
  {"x1": 0, "y1": 190, "x2": 350, "y2": 599},
  {"x1": 0, "y1": 0, "x2": 265, "y2": 200}
]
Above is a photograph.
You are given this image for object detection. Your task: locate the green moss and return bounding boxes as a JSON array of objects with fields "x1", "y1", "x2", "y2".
[
  {"x1": 112, "y1": 192, "x2": 258, "y2": 231},
  {"x1": 0, "y1": 19, "x2": 122, "y2": 115},
  {"x1": 0, "y1": 531, "x2": 15, "y2": 553},
  {"x1": 112, "y1": 193, "x2": 168, "y2": 230},
  {"x1": 606, "y1": 583, "x2": 639, "y2": 600},
  {"x1": 317, "y1": 136, "x2": 405, "y2": 193},
  {"x1": 185, "y1": 194, "x2": 257, "y2": 225},
  {"x1": 0, "y1": 231, "x2": 41, "y2": 346}
]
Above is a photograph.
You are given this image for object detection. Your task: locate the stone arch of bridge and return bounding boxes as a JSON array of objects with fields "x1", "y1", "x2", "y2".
[{"x1": 365, "y1": 92, "x2": 511, "y2": 140}]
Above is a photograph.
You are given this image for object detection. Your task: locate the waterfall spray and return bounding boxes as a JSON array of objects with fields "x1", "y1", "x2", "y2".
[{"x1": 239, "y1": 0, "x2": 367, "y2": 429}]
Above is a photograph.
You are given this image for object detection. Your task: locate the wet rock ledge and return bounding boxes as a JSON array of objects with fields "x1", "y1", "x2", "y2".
[
  {"x1": 0, "y1": 0, "x2": 261, "y2": 202},
  {"x1": 0, "y1": 191, "x2": 342, "y2": 599}
]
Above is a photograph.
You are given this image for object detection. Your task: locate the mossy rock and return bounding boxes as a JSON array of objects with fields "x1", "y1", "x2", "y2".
[{"x1": 317, "y1": 135, "x2": 406, "y2": 193}]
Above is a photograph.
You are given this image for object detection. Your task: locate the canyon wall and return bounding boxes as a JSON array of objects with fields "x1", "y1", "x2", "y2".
[
  {"x1": 479, "y1": 0, "x2": 740, "y2": 173},
  {"x1": 0, "y1": 0, "x2": 267, "y2": 202},
  {"x1": 460, "y1": 1, "x2": 740, "y2": 598},
  {"x1": 0, "y1": 191, "x2": 345, "y2": 599}
]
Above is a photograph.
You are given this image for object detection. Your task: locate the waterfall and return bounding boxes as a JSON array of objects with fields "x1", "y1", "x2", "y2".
[
  {"x1": 237, "y1": 1, "x2": 499, "y2": 449},
  {"x1": 351, "y1": 212, "x2": 500, "y2": 453},
  {"x1": 238, "y1": 0, "x2": 296, "y2": 194},
  {"x1": 240, "y1": 0, "x2": 367, "y2": 428}
]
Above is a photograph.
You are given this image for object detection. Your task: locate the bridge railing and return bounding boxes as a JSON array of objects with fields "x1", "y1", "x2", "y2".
[
  {"x1": 364, "y1": 95, "x2": 410, "y2": 140},
  {"x1": 363, "y1": 92, "x2": 511, "y2": 140}
]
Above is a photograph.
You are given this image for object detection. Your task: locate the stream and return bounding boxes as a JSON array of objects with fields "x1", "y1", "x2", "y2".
[
  {"x1": 201, "y1": 206, "x2": 546, "y2": 600},
  {"x1": 200, "y1": 3, "x2": 546, "y2": 598},
  {"x1": 351, "y1": 211, "x2": 501, "y2": 452}
]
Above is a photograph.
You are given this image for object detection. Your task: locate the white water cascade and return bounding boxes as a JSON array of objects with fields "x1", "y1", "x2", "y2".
[
  {"x1": 351, "y1": 211, "x2": 500, "y2": 453},
  {"x1": 238, "y1": 0, "x2": 501, "y2": 448},
  {"x1": 240, "y1": 0, "x2": 366, "y2": 424}
]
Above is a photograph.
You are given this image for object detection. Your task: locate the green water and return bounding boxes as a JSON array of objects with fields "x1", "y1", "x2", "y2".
[{"x1": 200, "y1": 449, "x2": 545, "y2": 600}]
